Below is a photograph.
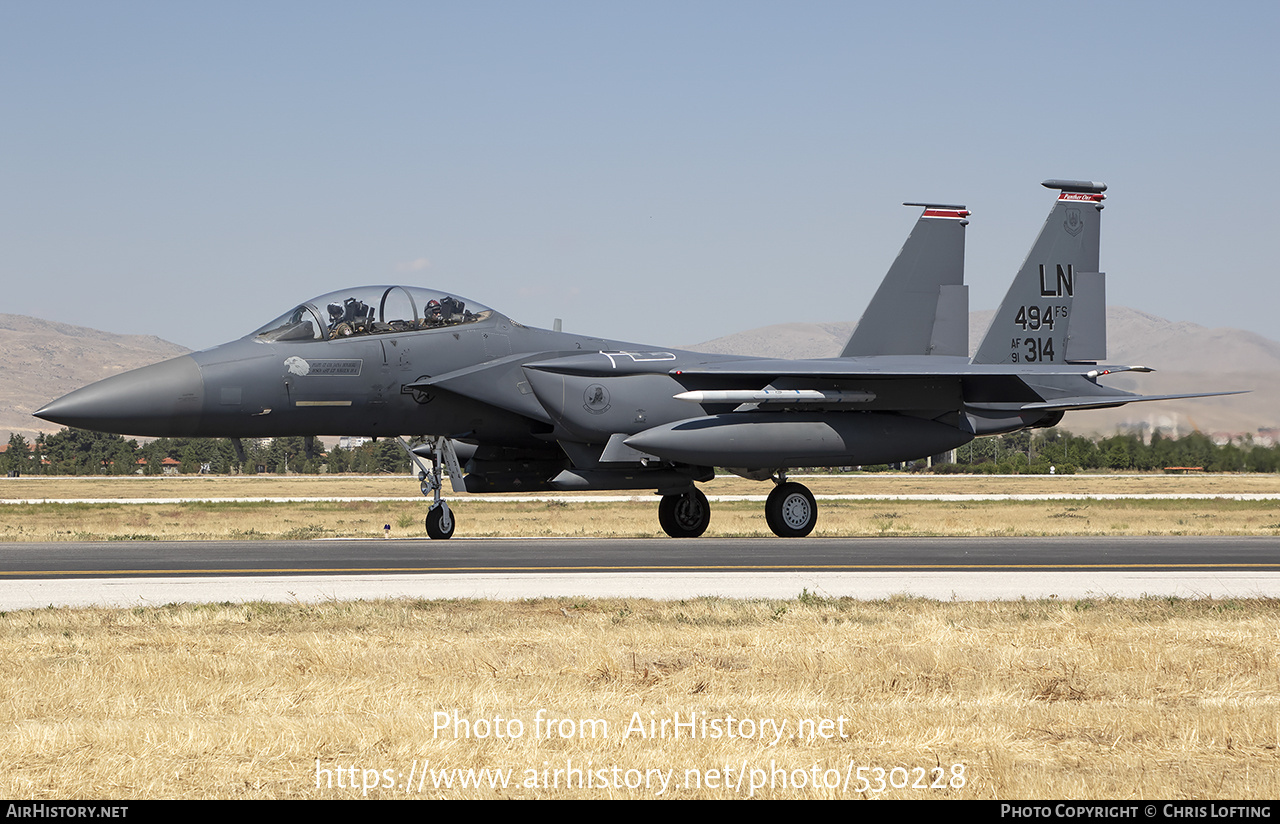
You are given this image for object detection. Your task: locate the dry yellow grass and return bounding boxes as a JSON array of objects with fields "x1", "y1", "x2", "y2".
[
  {"x1": 1, "y1": 498, "x2": 1278, "y2": 541},
  {"x1": 3, "y1": 473, "x2": 1280, "y2": 541},
  {"x1": 2, "y1": 596, "x2": 1278, "y2": 799},
  {"x1": 5, "y1": 471, "x2": 1280, "y2": 501}
]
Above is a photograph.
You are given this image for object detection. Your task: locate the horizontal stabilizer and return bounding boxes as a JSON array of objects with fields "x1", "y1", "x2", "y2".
[
  {"x1": 967, "y1": 390, "x2": 1248, "y2": 414},
  {"x1": 1020, "y1": 390, "x2": 1248, "y2": 412}
]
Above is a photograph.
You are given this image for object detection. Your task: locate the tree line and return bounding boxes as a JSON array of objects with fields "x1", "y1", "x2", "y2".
[
  {"x1": 2, "y1": 430, "x2": 412, "y2": 476},
  {"x1": 933, "y1": 429, "x2": 1280, "y2": 474},
  {"x1": 4, "y1": 427, "x2": 1279, "y2": 477}
]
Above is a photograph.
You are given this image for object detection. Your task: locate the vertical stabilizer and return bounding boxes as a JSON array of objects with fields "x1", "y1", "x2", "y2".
[
  {"x1": 972, "y1": 180, "x2": 1107, "y2": 365},
  {"x1": 840, "y1": 204, "x2": 969, "y2": 357}
]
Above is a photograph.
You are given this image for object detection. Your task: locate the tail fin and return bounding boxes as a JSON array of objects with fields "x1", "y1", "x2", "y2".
[
  {"x1": 840, "y1": 203, "x2": 969, "y2": 358},
  {"x1": 972, "y1": 180, "x2": 1108, "y2": 365}
]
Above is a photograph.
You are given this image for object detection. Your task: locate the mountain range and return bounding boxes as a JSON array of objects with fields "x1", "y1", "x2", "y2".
[{"x1": 0, "y1": 314, "x2": 190, "y2": 442}]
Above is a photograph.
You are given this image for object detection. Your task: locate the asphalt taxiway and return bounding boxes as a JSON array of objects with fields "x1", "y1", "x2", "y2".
[{"x1": 3, "y1": 535, "x2": 1279, "y2": 609}]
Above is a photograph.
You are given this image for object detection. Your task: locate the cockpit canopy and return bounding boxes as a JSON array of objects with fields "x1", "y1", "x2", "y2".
[{"x1": 252, "y1": 286, "x2": 495, "y2": 342}]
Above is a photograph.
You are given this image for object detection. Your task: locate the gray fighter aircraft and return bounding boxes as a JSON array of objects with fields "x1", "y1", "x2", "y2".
[{"x1": 34, "y1": 180, "x2": 1233, "y2": 539}]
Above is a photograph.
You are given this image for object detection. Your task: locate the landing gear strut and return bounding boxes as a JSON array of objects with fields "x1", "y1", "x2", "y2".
[
  {"x1": 765, "y1": 475, "x2": 817, "y2": 538},
  {"x1": 398, "y1": 436, "x2": 464, "y2": 540},
  {"x1": 658, "y1": 488, "x2": 710, "y2": 538}
]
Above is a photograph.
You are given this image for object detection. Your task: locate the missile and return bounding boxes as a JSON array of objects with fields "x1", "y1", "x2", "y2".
[{"x1": 673, "y1": 389, "x2": 875, "y2": 404}]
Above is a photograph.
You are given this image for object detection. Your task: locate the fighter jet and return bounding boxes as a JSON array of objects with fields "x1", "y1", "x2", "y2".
[{"x1": 34, "y1": 180, "x2": 1234, "y2": 539}]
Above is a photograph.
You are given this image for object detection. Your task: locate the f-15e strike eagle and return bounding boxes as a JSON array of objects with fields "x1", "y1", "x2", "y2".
[{"x1": 35, "y1": 180, "x2": 1233, "y2": 539}]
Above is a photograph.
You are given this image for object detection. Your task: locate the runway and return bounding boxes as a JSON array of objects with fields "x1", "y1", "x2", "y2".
[{"x1": 3, "y1": 535, "x2": 1279, "y2": 609}]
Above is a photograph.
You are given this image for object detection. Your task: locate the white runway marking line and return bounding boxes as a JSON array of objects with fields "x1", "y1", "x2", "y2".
[{"x1": 7, "y1": 571, "x2": 1280, "y2": 610}]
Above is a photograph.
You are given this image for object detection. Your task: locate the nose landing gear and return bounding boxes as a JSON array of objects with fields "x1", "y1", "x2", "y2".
[{"x1": 398, "y1": 436, "x2": 465, "y2": 540}]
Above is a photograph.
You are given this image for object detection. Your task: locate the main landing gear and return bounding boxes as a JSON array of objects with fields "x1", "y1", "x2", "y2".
[
  {"x1": 658, "y1": 488, "x2": 710, "y2": 538},
  {"x1": 764, "y1": 479, "x2": 817, "y2": 538},
  {"x1": 657, "y1": 474, "x2": 817, "y2": 539},
  {"x1": 398, "y1": 436, "x2": 464, "y2": 540}
]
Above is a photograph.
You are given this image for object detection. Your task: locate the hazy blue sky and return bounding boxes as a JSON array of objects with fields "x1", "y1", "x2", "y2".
[{"x1": 3, "y1": 1, "x2": 1277, "y2": 351}]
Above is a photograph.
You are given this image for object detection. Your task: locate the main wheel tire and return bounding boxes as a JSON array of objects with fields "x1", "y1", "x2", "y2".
[
  {"x1": 658, "y1": 489, "x2": 710, "y2": 538},
  {"x1": 765, "y1": 482, "x2": 817, "y2": 538},
  {"x1": 425, "y1": 504, "x2": 455, "y2": 540}
]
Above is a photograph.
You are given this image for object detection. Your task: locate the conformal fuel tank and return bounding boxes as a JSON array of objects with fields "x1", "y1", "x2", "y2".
[{"x1": 624, "y1": 412, "x2": 973, "y2": 467}]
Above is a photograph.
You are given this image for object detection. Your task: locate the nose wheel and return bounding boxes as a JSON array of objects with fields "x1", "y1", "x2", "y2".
[
  {"x1": 765, "y1": 481, "x2": 817, "y2": 538},
  {"x1": 425, "y1": 501, "x2": 455, "y2": 540}
]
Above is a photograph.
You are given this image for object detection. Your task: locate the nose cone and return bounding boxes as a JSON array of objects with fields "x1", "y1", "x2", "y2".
[{"x1": 34, "y1": 355, "x2": 205, "y2": 437}]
